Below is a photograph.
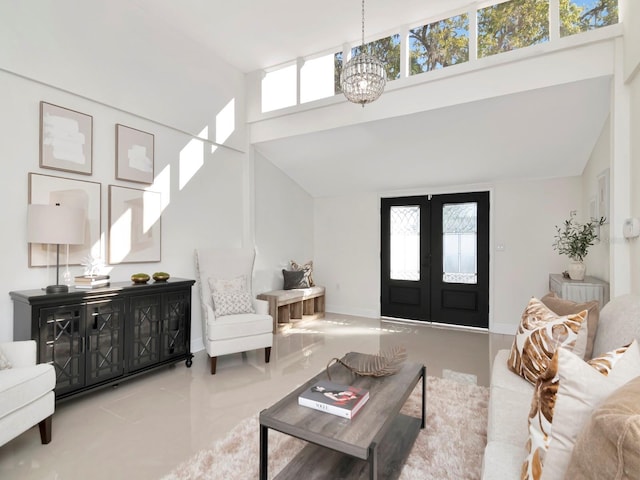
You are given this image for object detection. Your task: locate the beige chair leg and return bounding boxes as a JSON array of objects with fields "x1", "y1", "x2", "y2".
[
  {"x1": 265, "y1": 347, "x2": 271, "y2": 364},
  {"x1": 210, "y1": 356, "x2": 217, "y2": 375},
  {"x1": 39, "y1": 415, "x2": 52, "y2": 444}
]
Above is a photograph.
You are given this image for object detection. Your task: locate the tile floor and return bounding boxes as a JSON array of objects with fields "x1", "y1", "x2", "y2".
[{"x1": 0, "y1": 313, "x2": 513, "y2": 480}]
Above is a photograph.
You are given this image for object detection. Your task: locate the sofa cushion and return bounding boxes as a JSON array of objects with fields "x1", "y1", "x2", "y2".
[
  {"x1": 0, "y1": 364, "x2": 55, "y2": 418},
  {"x1": 482, "y1": 441, "x2": 528, "y2": 480},
  {"x1": 541, "y1": 292, "x2": 599, "y2": 359},
  {"x1": 508, "y1": 297, "x2": 587, "y2": 384},
  {"x1": 540, "y1": 340, "x2": 640, "y2": 479},
  {"x1": 0, "y1": 348, "x2": 11, "y2": 371},
  {"x1": 565, "y1": 376, "x2": 640, "y2": 479},
  {"x1": 592, "y1": 294, "x2": 640, "y2": 358},
  {"x1": 488, "y1": 384, "x2": 532, "y2": 445}
]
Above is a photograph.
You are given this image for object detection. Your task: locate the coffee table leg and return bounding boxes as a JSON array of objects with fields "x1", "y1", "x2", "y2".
[
  {"x1": 421, "y1": 365, "x2": 426, "y2": 428},
  {"x1": 260, "y1": 424, "x2": 268, "y2": 480},
  {"x1": 368, "y1": 442, "x2": 378, "y2": 479}
]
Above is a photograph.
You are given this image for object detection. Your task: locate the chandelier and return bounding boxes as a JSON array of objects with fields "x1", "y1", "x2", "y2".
[{"x1": 340, "y1": 0, "x2": 386, "y2": 106}]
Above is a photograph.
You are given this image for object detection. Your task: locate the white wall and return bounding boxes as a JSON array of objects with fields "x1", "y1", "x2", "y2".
[
  {"x1": 0, "y1": 69, "x2": 248, "y2": 347},
  {"x1": 313, "y1": 176, "x2": 582, "y2": 334},
  {"x1": 253, "y1": 149, "x2": 314, "y2": 294},
  {"x1": 581, "y1": 116, "x2": 611, "y2": 281},
  {"x1": 0, "y1": 4, "x2": 250, "y2": 347},
  {"x1": 314, "y1": 193, "x2": 380, "y2": 318},
  {"x1": 623, "y1": 0, "x2": 640, "y2": 294},
  {"x1": 631, "y1": 77, "x2": 640, "y2": 293}
]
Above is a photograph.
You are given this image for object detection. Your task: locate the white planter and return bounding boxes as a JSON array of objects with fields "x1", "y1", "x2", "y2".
[{"x1": 568, "y1": 261, "x2": 586, "y2": 281}]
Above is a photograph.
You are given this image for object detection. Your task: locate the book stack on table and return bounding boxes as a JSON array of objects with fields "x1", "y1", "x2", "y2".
[
  {"x1": 74, "y1": 275, "x2": 110, "y2": 289},
  {"x1": 298, "y1": 380, "x2": 369, "y2": 419}
]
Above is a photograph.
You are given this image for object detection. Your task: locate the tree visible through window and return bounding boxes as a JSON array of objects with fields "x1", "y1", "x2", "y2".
[
  {"x1": 478, "y1": 0, "x2": 550, "y2": 58},
  {"x1": 560, "y1": 0, "x2": 618, "y2": 37},
  {"x1": 409, "y1": 15, "x2": 469, "y2": 74}
]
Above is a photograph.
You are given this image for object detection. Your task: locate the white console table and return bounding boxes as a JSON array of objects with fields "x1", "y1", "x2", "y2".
[{"x1": 549, "y1": 274, "x2": 610, "y2": 308}]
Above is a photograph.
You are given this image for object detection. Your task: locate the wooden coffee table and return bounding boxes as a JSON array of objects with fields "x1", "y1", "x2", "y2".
[{"x1": 259, "y1": 352, "x2": 425, "y2": 479}]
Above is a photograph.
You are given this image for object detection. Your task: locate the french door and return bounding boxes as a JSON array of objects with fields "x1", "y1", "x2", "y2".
[{"x1": 380, "y1": 192, "x2": 489, "y2": 328}]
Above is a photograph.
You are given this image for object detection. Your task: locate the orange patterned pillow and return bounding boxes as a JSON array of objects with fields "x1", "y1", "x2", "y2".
[
  {"x1": 521, "y1": 342, "x2": 634, "y2": 480},
  {"x1": 508, "y1": 297, "x2": 587, "y2": 385}
]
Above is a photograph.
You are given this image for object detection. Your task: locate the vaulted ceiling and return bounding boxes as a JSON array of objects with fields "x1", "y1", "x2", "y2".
[{"x1": 135, "y1": 1, "x2": 614, "y2": 196}]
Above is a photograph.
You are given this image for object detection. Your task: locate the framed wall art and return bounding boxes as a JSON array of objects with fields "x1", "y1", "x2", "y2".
[
  {"x1": 108, "y1": 185, "x2": 161, "y2": 264},
  {"x1": 28, "y1": 173, "x2": 101, "y2": 267},
  {"x1": 40, "y1": 101, "x2": 93, "y2": 175},
  {"x1": 116, "y1": 124, "x2": 154, "y2": 184}
]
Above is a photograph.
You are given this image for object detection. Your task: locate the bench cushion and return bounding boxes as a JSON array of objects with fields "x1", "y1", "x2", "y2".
[{"x1": 260, "y1": 286, "x2": 325, "y2": 303}]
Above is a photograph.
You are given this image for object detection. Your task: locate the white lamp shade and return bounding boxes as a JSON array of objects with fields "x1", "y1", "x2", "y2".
[{"x1": 28, "y1": 204, "x2": 86, "y2": 245}]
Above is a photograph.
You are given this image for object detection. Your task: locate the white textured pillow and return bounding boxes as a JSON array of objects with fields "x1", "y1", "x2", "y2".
[
  {"x1": 211, "y1": 289, "x2": 255, "y2": 316},
  {"x1": 0, "y1": 347, "x2": 11, "y2": 370},
  {"x1": 540, "y1": 340, "x2": 640, "y2": 479}
]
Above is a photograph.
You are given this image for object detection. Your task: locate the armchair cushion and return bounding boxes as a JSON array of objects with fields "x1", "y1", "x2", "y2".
[
  {"x1": 207, "y1": 312, "x2": 273, "y2": 341},
  {"x1": 0, "y1": 364, "x2": 55, "y2": 419}
]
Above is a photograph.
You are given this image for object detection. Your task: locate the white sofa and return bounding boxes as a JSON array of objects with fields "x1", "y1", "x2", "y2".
[
  {"x1": 482, "y1": 294, "x2": 640, "y2": 479},
  {"x1": 0, "y1": 340, "x2": 56, "y2": 447}
]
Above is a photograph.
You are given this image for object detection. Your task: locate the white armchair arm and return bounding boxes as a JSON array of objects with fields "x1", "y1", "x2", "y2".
[
  {"x1": 0, "y1": 340, "x2": 37, "y2": 368},
  {"x1": 253, "y1": 298, "x2": 269, "y2": 315}
]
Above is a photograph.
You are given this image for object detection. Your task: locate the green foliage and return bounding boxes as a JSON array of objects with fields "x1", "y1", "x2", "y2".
[
  {"x1": 409, "y1": 15, "x2": 469, "y2": 73},
  {"x1": 478, "y1": 0, "x2": 549, "y2": 58},
  {"x1": 561, "y1": 0, "x2": 618, "y2": 37},
  {"x1": 552, "y1": 211, "x2": 606, "y2": 262},
  {"x1": 334, "y1": 0, "x2": 619, "y2": 93}
]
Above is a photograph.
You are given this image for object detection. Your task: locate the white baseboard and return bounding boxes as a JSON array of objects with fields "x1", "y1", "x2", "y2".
[{"x1": 325, "y1": 303, "x2": 379, "y2": 319}]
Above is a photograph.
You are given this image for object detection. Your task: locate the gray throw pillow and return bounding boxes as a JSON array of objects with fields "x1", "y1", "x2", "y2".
[{"x1": 282, "y1": 269, "x2": 309, "y2": 289}]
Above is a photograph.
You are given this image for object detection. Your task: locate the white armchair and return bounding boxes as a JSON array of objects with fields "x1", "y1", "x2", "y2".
[
  {"x1": 0, "y1": 340, "x2": 56, "y2": 446},
  {"x1": 195, "y1": 248, "x2": 273, "y2": 374}
]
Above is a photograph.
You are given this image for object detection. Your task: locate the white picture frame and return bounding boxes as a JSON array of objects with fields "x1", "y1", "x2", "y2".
[
  {"x1": 108, "y1": 185, "x2": 161, "y2": 264},
  {"x1": 40, "y1": 102, "x2": 93, "y2": 175},
  {"x1": 116, "y1": 124, "x2": 154, "y2": 184}
]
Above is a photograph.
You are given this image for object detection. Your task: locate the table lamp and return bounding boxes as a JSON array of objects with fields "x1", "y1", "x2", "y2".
[{"x1": 28, "y1": 203, "x2": 86, "y2": 294}]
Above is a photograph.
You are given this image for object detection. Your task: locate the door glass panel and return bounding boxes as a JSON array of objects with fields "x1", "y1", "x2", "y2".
[
  {"x1": 390, "y1": 205, "x2": 420, "y2": 280},
  {"x1": 442, "y1": 202, "x2": 477, "y2": 284}
]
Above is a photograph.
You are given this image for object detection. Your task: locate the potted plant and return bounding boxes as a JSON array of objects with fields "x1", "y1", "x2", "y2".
[{"x1": 553, "y1": 211, "x2": 606, "y2": 280}]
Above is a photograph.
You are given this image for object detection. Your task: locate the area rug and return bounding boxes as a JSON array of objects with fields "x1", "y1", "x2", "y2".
[{"x1": 162, "y1": 376, "x2": 489, "y2": 480}]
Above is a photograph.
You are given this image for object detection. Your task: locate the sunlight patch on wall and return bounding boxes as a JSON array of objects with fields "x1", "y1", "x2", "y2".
[
  {"x1": 153, "y1": 164, "x2": 171, "y2": 211},
  {"x1": 216, "y1": 98, "x2": 235, "y2": 145},
  {"x1": 179, "y1": 126, "x2": 206, "y2": 190},
  {"x1": 110, "y1": 209, "x2": 132, "y2": 263}
]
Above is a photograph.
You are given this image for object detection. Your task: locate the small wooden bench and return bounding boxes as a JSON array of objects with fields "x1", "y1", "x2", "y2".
[{"x1": 257, "y1": 286, "x2": 325, "y2": 332}]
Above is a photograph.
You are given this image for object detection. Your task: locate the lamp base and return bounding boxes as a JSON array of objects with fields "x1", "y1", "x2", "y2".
[{"x1": 45, "y1": 284, "x2": 69, "y2": 294}]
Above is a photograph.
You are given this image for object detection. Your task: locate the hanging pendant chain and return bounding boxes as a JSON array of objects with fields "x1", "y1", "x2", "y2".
[{"x1": 361, "y1": 0, "x2": 365, "y2": 49}]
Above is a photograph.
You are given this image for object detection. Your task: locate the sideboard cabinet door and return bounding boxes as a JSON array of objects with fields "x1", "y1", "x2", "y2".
[
  {"x1": 39, "y1": 304, "x2": 86, "y2": 397},
  {"x1": 85, "y1": 299, "x2": 125, "y2": 386},
  {"x1": 162, "y1": 290, "x2": 191, "y2": 361},
  {"x1": 128, "y1": 294, "x2": 162, "y2": 372}
]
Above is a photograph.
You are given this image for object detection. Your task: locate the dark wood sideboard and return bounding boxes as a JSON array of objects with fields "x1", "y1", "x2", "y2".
[{"x1": 10, "y1": 277, "x2": 195, "y2": 401}]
